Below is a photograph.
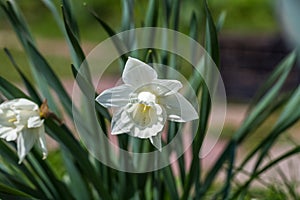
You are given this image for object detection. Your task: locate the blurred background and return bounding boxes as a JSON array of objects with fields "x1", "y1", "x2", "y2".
[
  {"x1": 0, "y1": 0, "x2": 298, "y2": 102},
  {"x1": 1, "y1": 0, "x2": 299, "y2": 141}
]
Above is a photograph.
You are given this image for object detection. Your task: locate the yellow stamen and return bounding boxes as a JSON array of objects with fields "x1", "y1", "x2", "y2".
[
  {"x1": 8, "y1": 118, "x2": 17, "y2": 123},
  {"x1": 142, "y1": 105, "x2": 150, "y2": 113}
]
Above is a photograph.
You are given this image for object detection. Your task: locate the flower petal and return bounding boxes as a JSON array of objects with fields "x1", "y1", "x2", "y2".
[
  {"x1": 28, "y1": 117, "x2": 44, "y2": 128},
  {"x1": 0, "y1": 109, "x2": 16, "y2": 127},
  {"x1": 122, "y1": 57, "x2": 157, "y2": 87},
  {"x1": 38, "y1": 125, "x2": 47, "y2": 160},
  {"x1": 96, "y1": 84, "x2": 133, "y2": 108},
  {"x1": 9, "y1": 98, "x2": 39, "y2": 111},
  {"x1": 17, "y1": 128, "x2": 38, "y2": 164},
  {"x1": 149, "y1": 132, "x2": 162, "y2": 151},
  {"x1": 152, "y1": 79, "x2": 183, "y2": 96},
  {"x1": 111, "y1": 107, "x2": 133, "y2": 135},
  {"x1": 160, "y1": 93, "x2": 198, "y2": 122},
  {"x1": 0, "y1": 126, "x2": 18, "y2": 141}
]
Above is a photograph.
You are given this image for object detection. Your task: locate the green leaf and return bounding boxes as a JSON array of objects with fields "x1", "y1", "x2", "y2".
[
  {"x1": 0, "y1": 182, "x2": 33, "y2": 198},
  {"x1": 216, "y1": 11, "x2": 227, "y2": 33},
  {"x1": 61, "y1": 0, "x2": 80, "y2": 40},
  {"x1": 26, "y1": 41, "x2": 73, "y2": 118},
  {"x1": 91, "y1": 10, "x2": 128, "y2": 66},
  {"x1": 0, "y1": 167, "x2": 41, "y2": 198},
  {"x1": 248, "y1": 51, "x2": 297, "y2": 112},
  {"x1": 170, "y1": 0, "x2": 180, "y2": 31},
  {"x1": 44, "y1": 120, "x2": 111, "y2": 199},
  {"x1": 233, "y1": 51, "x2": 296, "y2": 143},
  {"x1": 61, "y1": 150, "x2": 91, "y2": 200},
  {"x1": 251, "y1": 85, "x2": 300, "y2": 173},
  {"x1": 0, "y1": 76, "x2": 28, "y2": 100},
  {"x1": 121, "y1": 0, "x2": 134, "y2": 31},
  {"x1": 145, "y1": 0, "x2": 159, "y2": 27},
  {"x1": 0, "y1": 0, "x2": 59, "y2": 115},
  {"x1": 231, "y1": 146, "x2": 300, "y2": 199},
  {"x1": 71, "y1": 64, "x2": 111, "y2": 120},
  {"x1": 62, "y1": 6, "x2": 89, "y2": 74},
  {"x1": 204, "y1": 0, "x2": 220, "y2": 66},
  {"x1": 27, "y1": 148, "x2": 75, "y2": 200},
  {"x1": 0, "y1": 141, "x2": 48, "y2": 198},
  {"x1": 4, "y1": 48, "x2": 42, "y2": 105},
  {"x1": 162, "y1": 166, "x2": 179, "y2": 200}
]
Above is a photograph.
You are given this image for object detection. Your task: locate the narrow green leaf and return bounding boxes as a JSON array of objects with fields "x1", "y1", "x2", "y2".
[
  {"x1": 251, "y1": 85, "x2": 300, "y2": 173},
  {"x1": 0, "y1": 141, "x2": 48, "y2": 198},
  {"x1": 62, "y1": 7, "x2": 89, "y2": 73},
  {"x1": 216, "y1": 11, "x2": 227, "y2": 33},
  {"x1": 234, "y1": 94, "x2": 290, "y2": 173},
  {"x1": 28, "y1": 148, "x2": 75, "y2": 200},
  {"x1": 248, "y1": 51, "x2": 297, "y2": 112},
  {"x1": 71, "y1": 64, "x2": 111, "y2": 120},
  {"x1": 233, "y1": 51, "x2": 296, "y2": 143},
  {"x1": 145, "y1": 0, "x2": 159, "y2": 27},
  {"x1": 182, "y1": 1, "x2": 219, "y2": 198},
  {"x1": 0, "y1": 76, "x2": 28, "y2": 100},
  {"x1": 61, "y1": 0, "x2": 80, "y2": 39},
  {"x1": 26, "y1": 41, "x2": 73, "y2": 118},
  {"x1": 0, "y1": 0, "x2": 60, "y2": 116},
  {"x1": 204, "y1": 0, "x2": 220, "y2": 66},
  {"x1": 162, "y1": 166, "x2": 179, "y2": 200},
  {"x1": 221, "y1": 141, "x2": 236, "y2": 199},
  {"x1": 61, "y1": 150, "x2": 91, "y2": 200},
  {"x1": 121, "y1": 0, "x2": 134, "y2": 31},
  {"x1": 170, "y1": 0, "x2": 180, "y2": 31},
  {"x1": 188, "y1": 12, "x2": 204, "y2": 94},
  {"x1": 230, "y1": 146, "x2": 300, "y2": 199},
  {"x1": 44, "y1": 120, "x2": 111, "y2": 199},
  {"x1": 4, "y1": 48, "x2": 42, "y2": 105},
  {"x1": 91, "y1": 11, "x2": 128, "y2": 66},
  {"x1": 162, "y1": 0, "x2": 171, "y2": 26},
  {"x1": 0, "y1": 168, "x2": 42, "y2": 198},
  {"x1": 0, "y1": 182, "x2": 33, "y2": 198}
]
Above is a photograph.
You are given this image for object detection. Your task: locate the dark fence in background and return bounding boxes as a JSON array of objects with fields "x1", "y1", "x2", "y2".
[{"x1": 219, "y1": 34, "x2": 299, "y2": 102}]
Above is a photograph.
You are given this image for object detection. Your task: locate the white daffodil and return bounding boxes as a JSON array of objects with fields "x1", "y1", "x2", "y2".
[
  {"x1": 0, "y1": 98, "x2": 47, "y2": 164},
  {"x1": 96, "y1": 57, "x2": 198, "y2": 150}
]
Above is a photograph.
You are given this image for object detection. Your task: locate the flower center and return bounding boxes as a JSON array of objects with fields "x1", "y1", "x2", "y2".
[
  {"x1": 8, "y1": 117, "x2": 17, "y2": 123},
  {"x1": 137, "y1": 91, "x2": 156, "y2": 106},
  {"x1": 126, "y1": 91, "x2": 158, "y2": 127}
]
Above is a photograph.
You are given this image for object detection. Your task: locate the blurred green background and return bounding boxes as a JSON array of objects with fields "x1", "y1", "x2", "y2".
[{"x1": 0, "y1": 0, "x2": 278, "y2": 82}]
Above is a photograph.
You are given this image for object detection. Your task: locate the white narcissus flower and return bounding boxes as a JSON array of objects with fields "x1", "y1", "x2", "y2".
[
  {"x1": 0, "y1": 98, "x2": 47, "y2": 164},
  {"x1": 96, "y1": 57, "x2": 198, "y2": 150}
]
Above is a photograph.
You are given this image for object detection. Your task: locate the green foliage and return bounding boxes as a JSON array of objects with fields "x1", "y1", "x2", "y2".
[{"x1": 0, "y1": 0, "x2": 299, "y2": 199}]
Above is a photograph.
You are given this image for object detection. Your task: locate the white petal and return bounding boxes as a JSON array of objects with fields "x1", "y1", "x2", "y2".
[
  {"x1": 9, "y1": 98, "x2": 39, "y2": 111},
  {"x1": 15, "y1": 110, "x2": 39, "y2": 127},
  {"x1": 149, "y1": 132, "x2": 162, "y2": 151},
  {"x1": 96, "y1": 84, "x2": 133, "y2": 108},
  {"x1": 152, "y1": 79, "x2": 183, "y2": 96},
  {"x1": 17, "y1": 128, "x2": 38, "y2": 164},
  {"x1": 0, "y1": 126, "x2": 18, "y2": 141},
  {"x1": 27, "y1": 117, "x2": 44, "y2": 128},
  {"x1": 0, "y1": 108, "x2": 16, "y2": 127},
  {"x1": 111, "y1": 107, "x2": 133, "y2": 135},
  {"x1": 160, "y1": 93, "x2": 198, "y2": 122},
  {"x1": 122, "y1": 57, "x2": 157, "y2": 87},
  {"x1": 38, "y1": 125, "x2": 47, "y2": 160}
]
